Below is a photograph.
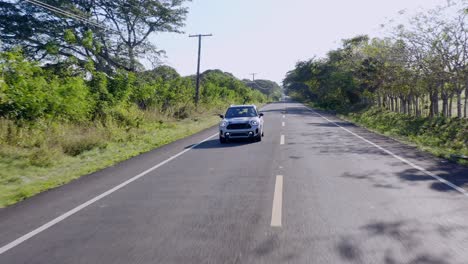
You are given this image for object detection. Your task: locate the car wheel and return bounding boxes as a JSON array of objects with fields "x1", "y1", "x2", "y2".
[
  {"x1": 220, "y1": 136, "x2": 227, "y2": 144},
  {"x1": 255, "y1": 134, "x2": 262, "y2": 142}
]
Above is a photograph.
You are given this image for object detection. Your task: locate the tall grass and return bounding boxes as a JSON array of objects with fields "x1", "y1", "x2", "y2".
[
  {"x1": 0, "y1": 107, "x2": 224, "y2": 207},
  {"x1": 342, "y1": 107, "x2": 468, "y2": 164}
]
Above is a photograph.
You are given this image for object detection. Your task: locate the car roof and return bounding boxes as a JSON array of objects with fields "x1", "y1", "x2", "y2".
[{"x1": 228, "y1": 105, "x2": 256, "y2": 108}]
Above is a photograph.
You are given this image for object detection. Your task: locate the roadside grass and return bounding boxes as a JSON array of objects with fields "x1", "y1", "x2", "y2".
[
  {"x1": 333, "y1": 107, "x2": 468, "y2": 166},
  {"x1": 0, "y1": 113, "x2": 221, "y2": 208}
]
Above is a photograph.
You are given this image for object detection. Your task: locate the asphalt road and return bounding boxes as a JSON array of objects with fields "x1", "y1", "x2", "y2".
[{"x1": 1, "y1": 101, "x2": 468, "y2": 264}]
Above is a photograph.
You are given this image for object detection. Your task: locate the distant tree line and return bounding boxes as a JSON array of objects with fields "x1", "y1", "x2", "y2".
[
  {"x1": 284, "y1": 2, "x2": 468, "y2": 118},
  {"x1": 0, "y1": 50, "x2": 267, "y2": 122},
  {"x1": 243, "y1": 79, "x2": 282, "y2": 101}
]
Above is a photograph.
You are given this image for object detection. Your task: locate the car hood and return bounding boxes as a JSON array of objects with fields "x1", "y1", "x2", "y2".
[{"x1": 224, "y1": 117, "x2": 258, "y2": 123}]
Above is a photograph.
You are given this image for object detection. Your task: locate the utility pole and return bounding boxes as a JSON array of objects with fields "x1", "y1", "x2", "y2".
[
  {"x1": 250, "y1": 73, "x2": 257, "y2": 82},
  {"x1": 189, "y1": 34, "x2": 212, "y2": 105}
]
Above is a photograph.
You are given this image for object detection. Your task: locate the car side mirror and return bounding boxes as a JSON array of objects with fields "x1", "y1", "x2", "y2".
[
  {"x1": 219, "y1": 114, "x2": 224, "y2": 119},
  {"x1": 259, "y1": 113, "x2": 264, "y2": 117}
]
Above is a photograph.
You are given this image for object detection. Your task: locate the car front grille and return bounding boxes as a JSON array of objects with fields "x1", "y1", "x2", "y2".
[
  {"x1": 230, "y1": 132, "x2": 249, "y2": 137},
  {"x1": 226, "y1": 123, "x2": 251, "y2": 130}
]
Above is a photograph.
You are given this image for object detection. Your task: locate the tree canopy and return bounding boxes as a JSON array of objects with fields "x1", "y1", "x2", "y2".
[
  {"x1": 284, "y1": 1, "x2": 468, "y2": 118},
  {"x1": 243, "y1": 79, "x2": 282, "y2": 101},
  {"x1": 0, "y1": 0, "x2": 189, "y2": 73},
  {"x1": 0, "y1": 49, "x2": 268, "y2": 121}
]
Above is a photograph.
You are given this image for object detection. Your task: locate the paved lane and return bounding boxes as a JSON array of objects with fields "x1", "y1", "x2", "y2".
[
  {"x1": 1, "y1": 101, "x2": 468, "y2": 264},
  {"x1": 265, "y1": 102, "x2": 468, "y2": 264},
  {"x1": 0, "y1": 103, "x2": 284, "y2": 263}
]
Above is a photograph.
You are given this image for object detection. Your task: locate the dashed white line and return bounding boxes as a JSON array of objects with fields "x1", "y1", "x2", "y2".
[
  {"x1": 0, "y1": 133, "x2": 219, "y2": 256},
  {"x1": 280, "y1": 135, "x2": 285, "y2": 145},
  {"x1": 304, "y1": 105, "x2": 468, "y2": 197},
  {"x1": 282, "y1": 122, "x2": 285, "y2": 127},
  {"x1": 283, "y1": 115, "x2": 285, "y2": 118},
  {"x1": 271, "y1": 175, "x2": 283, "y2": 227}
]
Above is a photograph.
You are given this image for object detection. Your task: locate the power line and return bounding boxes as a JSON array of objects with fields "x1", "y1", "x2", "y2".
[
  {"x1": 26, "y1": 0, "x2": 100, "y2": 27},
  {"x1": 27, "y1": 0, "x2": 99, "y2": 25},
  {"x1": 189, "y1": 34, "x2": 212, "y2": 106},
  {"x1": 24, "y1": 0, "x2": 116, "y2": 33}
]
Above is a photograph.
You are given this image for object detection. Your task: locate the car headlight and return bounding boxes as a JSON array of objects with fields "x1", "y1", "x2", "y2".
[
  {"x1": 220, "y1": 121, "x2": 228, "y2": 127},
  {"x1": 250, "y1": 120, "x2": 259, "y2": 126}
]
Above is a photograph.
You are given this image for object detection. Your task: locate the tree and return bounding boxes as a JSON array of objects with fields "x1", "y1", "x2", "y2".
[
  {"x1": 0, "y1": 0, "x2": 189, "y2": 72},
  {"x1": 137, "y1": 65, "x2": 180, "y2": 82},
  {"x1": 284, "y1": 1, "x2": 468, "y2": 119},
  {"x1": 243, "y1": 79, "x2": 282, "y2": 101}
]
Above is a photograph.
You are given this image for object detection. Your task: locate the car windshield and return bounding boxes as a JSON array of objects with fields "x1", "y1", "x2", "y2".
[{"x1": 225, "y1": 107, "x2": 257, "y2": 118}]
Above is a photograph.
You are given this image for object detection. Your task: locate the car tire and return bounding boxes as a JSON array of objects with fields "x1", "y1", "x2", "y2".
[
  {"x1": 220, "y1": 136, "x2": 227, "y2": 144},
  {"x1": 255, "y1": 134, "x2": 262, "y2": 142}
]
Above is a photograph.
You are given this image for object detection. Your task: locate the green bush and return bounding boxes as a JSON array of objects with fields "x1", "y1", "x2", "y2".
[
  {"x1": 0, "y1": 51, "x2": 49, "y2": 120},
  {"x1": 50, "y1": 77, "x2": 94, "y2": 121},
  {"x1": 107, "y1": 104, "x2": 143, "y2": 128},
  {"x1": 0, "y1": 51, "x2": 95, "y2": 121},
  {"x1": 0, "y1": 49, "x2": 268, "y2": 123}
]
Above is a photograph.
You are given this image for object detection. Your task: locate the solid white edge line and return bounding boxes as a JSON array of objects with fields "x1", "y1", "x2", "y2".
[
  {"x1": 304, "y1": 105, "x2": 468, "y2": 197},
  {"x1": 271, "y1": 175, "x2": 283, "y2": 227},
  {"x1": 280, "y1": 135, "x2": 285, "y2": 145},
  {"x1": 0, "y1": 133, "x2": 219, "y2": 256}
]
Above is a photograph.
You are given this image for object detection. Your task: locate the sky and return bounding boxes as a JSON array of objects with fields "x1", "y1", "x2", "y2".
[{"x1": 149, "y1": 0, "x2": 449, "y2": 84}]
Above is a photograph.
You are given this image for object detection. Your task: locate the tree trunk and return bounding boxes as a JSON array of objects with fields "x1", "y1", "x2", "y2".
[
  {"x1": 398, "y1": 97, "x2": 402, "y2": 113},
  {"x1": 429, "y1": 92, "x2": 435, "y2": 117},
  {"x1": 442, "y1": 96, "x2": 448, "y2": 117},
  {"x1": 415, "y1": 96, "x2": 420, "y2": 117},
  {"x1": 441, "y1": 82, "x2": 449, "y2": 117},
  {"x1": 464, "y1": 86, "x2": 468, "y2": 118},
  {"x1": 390, "y1": 97, "x2": 395, "y2": 112},
  {"x1": 429, "y1": 84, "x2": 439, "y2": 118},
  {"x1": 456, "y1": 90, "x2": 462, "y2": 118},
  {"x1": 448, "y1": 95, "x2": 453, "y2": 118},
  {"x1": 407, "y1": 95, "x2": 412, "y2": 116},
  {"x1": 401, "y1": 97, "x2": 407, "y2": 114},
  {"x1": 424, "y1": 94, "x2": 429, "y2": 117},
  {"x1": 128, "y1": 46, "x2": 136, "y2": 72},
  {"x1": 396, "y1": 97, "x2": 400, "y2": 113},
  {"x1": 397, "y1": 98, "x2": 400, "y2": 113}
]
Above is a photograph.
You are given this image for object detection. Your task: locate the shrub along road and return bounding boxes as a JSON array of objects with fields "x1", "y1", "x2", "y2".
[
  {"x1": 1, "y1": 101, "x2": 468, "y2": 263},
  {"x1": 0, "y1": 115, "x2": 221, "y2": 208}
]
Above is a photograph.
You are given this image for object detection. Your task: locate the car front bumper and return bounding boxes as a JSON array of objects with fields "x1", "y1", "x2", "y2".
[{"x1": 220, "y1": 127, "x2": 260, "y2": 139}]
